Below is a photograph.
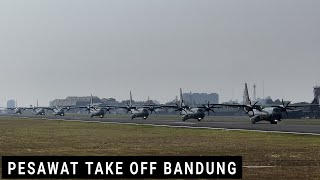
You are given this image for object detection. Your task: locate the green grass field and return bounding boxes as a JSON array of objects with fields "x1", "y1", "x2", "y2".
[{"x1": 1, "y1": 117, "x2": 320, "y2": 179}]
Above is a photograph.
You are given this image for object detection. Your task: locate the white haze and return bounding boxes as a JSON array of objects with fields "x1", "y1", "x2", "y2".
[{"x1": 0, "y1": 0, "x2": 319, "y2": 106}]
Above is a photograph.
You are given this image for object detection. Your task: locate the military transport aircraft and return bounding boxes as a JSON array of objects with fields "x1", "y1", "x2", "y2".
[
  {"x1": 77, "y1": 94, "x2": 116, "y2": 118},
  {"x1": 8, "y1": 107, "x2": 26, "y2": 115},
  {"x1": 78, "y1": 94, "x2": 97, "y2": 114},
  {"x1": 163, "y1": 88, "x2": 222, "y2": 121},
  {"x1": 223, "y1": 83, "x2": 320, "y2": 124},
  {"x1": 111, "y1": 91, "x2": 164, "y2": 120},
  {"x1": 7, "y1": 100, "x2": 27, "y2": 115},
  {"x1": 89, "y1": 106, "x2": 116, "y2": 118},
  {"x1": 117, "y1": 91, "x2": 137, "y2": 114},
  {"x1": 141, "y1": 104, "x2": 163, "y2": 115},
  {"x1": 9, "y1": 107, "x2": 26, "y2": 114},
  {"x1": 117, "y1": 91, "x2": 160, "y2": 120},
  {"x1": 82, "y1": 92, "x2": 162, "y2": 119},
  {"x1": 26, "y1": 100, "x2": 52, "y2": 116},
  {"x1": 162, "y1": 88, "x2": 193, "y2": 115},
  {"x1": 31, "y1": 107, "x2": 46, "y2": 115},
  {"x1": 50, "y1": 106, "x2": 74, "y2": 116}
]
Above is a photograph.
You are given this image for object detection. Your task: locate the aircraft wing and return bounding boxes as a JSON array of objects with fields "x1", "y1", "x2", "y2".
[
  {"x1": 115, "y1": 106, "x2": 137, "y2": 110},
  {"x1": 220, "y1": 104, "x2": 264, "y2": 112},
  {"x1": 40, "y1": 107, "x2": 54, "y2": 110},
  {"x1": 197, "y1": 106, "x2": 223, "y2": 109},
  {"x1": 60, "y1": 106, "x2": 77, "y2": 110},
  {"x1": 161, "y1": 105, "x2": 180, "y2": 109},
  {"x1": 270, "y1": 104, "x2": 320, "y2": 109},
  {"x1": 24, "y1": 107, "x2": 37, "y2": 110},
  {"x1": 140, "y1": 105, "x2": 162, "y2": 109},
  {"x1": 116, "y1": 106, "x2": 129, "y2": 109},
  {"x1": 97, "y1": 105, "x2": 118, "y2": 110},
  {"x1": 77, "y1": 106, "x2": 91, "y2": 109},
  {"x1": 8, "y1": 107, "x2": 29, "y2": 110},
  {"x1": 98, "y1": 105, "x2": 119, "y2": 108},
  {"x1": 220, "y1": 104, "x2": 248, "y2": 108}
]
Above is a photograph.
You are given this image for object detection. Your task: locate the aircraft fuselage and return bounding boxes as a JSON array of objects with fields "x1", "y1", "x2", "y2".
[
  {"x1": 182, "y1": 109, "x2": 206, "y2": 121},
  {"x1": 90, "y1": 108, "x2": 107, "y2": 118},
  {"x1": 248, "y1": 107, "x2": 283, "y2": 124},
  {"x1": 35, "y1": 108, "x2": 45, "y2": 116},
  {"x1": 53, "y1": 109, "x2": 65, "y2": 116},
  {"x1": 13, "y1": 108, "x2": 23, "y2": 115},
  {"x1": 131, "y1": 109, "x2": 149, "y2": 119}
]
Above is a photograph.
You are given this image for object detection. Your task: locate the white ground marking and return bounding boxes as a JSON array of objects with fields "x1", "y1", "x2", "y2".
[
  {"x1": 170, "y1": 122, "x2": 196, "y2": 124},
  {"x1": 243, "y1": 166, "x2": 276, "y2": 168}
]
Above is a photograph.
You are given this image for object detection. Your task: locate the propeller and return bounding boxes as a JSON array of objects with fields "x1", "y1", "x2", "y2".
[
  {"x1": 126, "y1": 103, "x2": 131, "y2": 114},
  {"x1": 124, "y1": 103, "x2": 136, "y2": 114},
  {"x1": 31, "y1": 107, "x2": 37, "y2": 113},
  {"x1": 201, "y1": 101, "x2": 221, "y2": 116},
  {"x1": 145, "y1": 105, "x2": 161, "y2": 115},
  {"x1": 105, "y1": 107, "x2": 114, "y2": 114},
  {"x1": 172, "y1": 103, "x2": 189, "y2": 115},
  {"x1": 85, "y1": 105, "x2": 96, "y2": 114},
  {"x1": 244, "y1": 100, "x2": 262, "y2": 116},
  {"x1": 271, "y1": 99, "x2": 294, "y2": 117}
]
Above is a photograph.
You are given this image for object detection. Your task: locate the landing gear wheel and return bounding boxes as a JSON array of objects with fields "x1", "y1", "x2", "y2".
[
  {"x1": 251, "y1": 119, "x2": 256, "y2": 124},
  {"x1": 100, "y1": 115, "x2": 104, "y2": 118},
  {"x1": 198, "y1": 118, "x2": 202, "y2": 122},
  {"x1": 270, "y1": 121, "x2": 278, "y2": 124}
]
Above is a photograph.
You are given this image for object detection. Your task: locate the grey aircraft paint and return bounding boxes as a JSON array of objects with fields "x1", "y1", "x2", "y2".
[{"x1": 165, "y1": 88, "x2": 221, "y2": 121}]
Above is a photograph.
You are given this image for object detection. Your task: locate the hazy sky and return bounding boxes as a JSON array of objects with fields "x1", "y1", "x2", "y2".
[{"x1": 1, "y1": 0, "x2": 320, "y2": 106}]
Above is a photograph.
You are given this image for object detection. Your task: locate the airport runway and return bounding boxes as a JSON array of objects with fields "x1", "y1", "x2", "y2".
[{"x1": 2, "y1": 114, "x2": 320, "y2": 135}]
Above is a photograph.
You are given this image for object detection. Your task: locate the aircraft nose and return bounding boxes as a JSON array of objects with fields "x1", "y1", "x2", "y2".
[{"x1": 276, "y1": 113, "x2": 282, "y2": 120}]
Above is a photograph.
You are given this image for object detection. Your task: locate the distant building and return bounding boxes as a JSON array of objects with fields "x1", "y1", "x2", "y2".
[
  {"x1": 7, "y1": 100, "x2": 15, "y2": 108},
  {"x1": 50, "y1": 96, "x2": 102, "y2": 107},
  {"x1": 182, "y1": 92, "x2": 219, "y2": 105},
  {"x1": 50, "y1": 96, "x2": 120, "y2": 107}
]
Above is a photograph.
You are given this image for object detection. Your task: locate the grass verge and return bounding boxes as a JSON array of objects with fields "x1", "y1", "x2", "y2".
[{"x1": 1, "y1": 117, "x2": 320, "y2": 179}]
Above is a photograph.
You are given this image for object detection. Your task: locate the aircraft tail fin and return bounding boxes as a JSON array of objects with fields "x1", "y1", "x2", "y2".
[
  {"x1": 130, "y1": 91, "x2": 133, "y2": 107},
  {"x1": 243, "y1": 83, "x2": 250, "y2": 105},
  {"x1": 90, "y1": 94, "x2": 93, "y2": 106},
  {"x1": 310, "y1": 97, "x2": 320, "y2": 112},
  {"x1": 180, "y1": 88, "x2": 184, "y2": 106},
  {"x1": 311, "y1": 98, "x2": 319, "y2": 105}
]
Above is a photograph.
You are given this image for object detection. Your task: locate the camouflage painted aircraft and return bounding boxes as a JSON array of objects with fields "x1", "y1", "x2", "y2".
[
  {"x1": 7, "y1": 100, "x2": 26, "y2": 115},
  {"x1": 117, "y1": 91, "x2": 137, "y2": 114},
  {"x1": 163, "y1": 88, "x2": 221, "y2": 121},
  {"x1": 27, "y1": 100, "x2": 52, "y2": 116},
  {"x1": 118, "y1": 91, "x2": 160, "y2": 120},
  {"x1": 78, "y1": 94, "x2": 96, "y2": 114},
  {"x1": 223, "y1": 83, "x2": 320, "y2": 124},
  {"x1": 89, "y1": 106, "x2": 115, "y2": 118},
  {"x1": 78, "y1": 94, "x2": 116, "y2": 118},
  {"x1": 50, "y1": 106, "x2": 74, "y2": 116}
]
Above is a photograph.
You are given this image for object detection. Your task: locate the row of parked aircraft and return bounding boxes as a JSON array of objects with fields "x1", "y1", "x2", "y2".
[{"x1": 5, "y1": 84, "x2": 320, "y2": 124}]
